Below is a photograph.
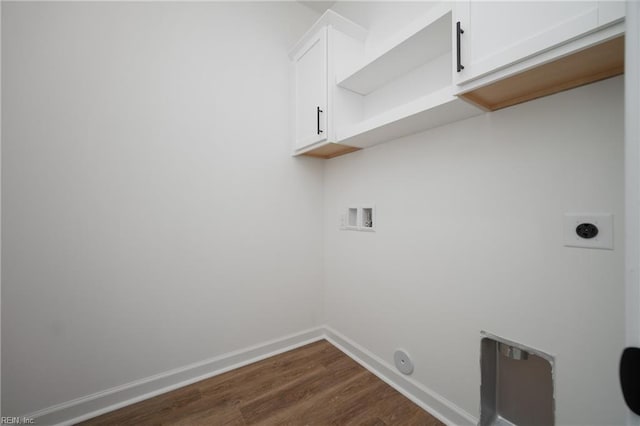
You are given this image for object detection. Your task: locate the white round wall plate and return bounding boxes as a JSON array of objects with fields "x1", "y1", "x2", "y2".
[{"x1": 394, "y1": 349, "x2": 414, "y2": 375}]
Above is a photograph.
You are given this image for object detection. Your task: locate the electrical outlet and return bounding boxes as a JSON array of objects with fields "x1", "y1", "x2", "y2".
[{"x1": 563, "y1": 213, "x2": 613, "y2": 250}]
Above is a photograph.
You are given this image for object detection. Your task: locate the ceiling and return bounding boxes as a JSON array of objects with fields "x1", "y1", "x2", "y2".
[{"x1": 298, "y1": 1, "x2": 337, "y2": 15}]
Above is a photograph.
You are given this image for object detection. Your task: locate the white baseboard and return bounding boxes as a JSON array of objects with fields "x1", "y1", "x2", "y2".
[
  {"x1": 27, "y1": 327, "x2": 325, "y2": 426},
  {"x1": 323, "y1": 326, "x2": 478, "y2": 426},
  {"x1": 26, "y1": 326, "x2": 477, "y2": 426}
]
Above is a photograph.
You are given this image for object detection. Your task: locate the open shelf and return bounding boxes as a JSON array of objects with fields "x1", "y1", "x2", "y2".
[
  {"x1": 336, "y1": 87, "x2": 481, "y2": 148},
  {"x1": 336, "y1": 7, "x2": 452, "y2": 95},
  {"x1": 331, "y1": 4, "x2": 482, "y2": 151}
]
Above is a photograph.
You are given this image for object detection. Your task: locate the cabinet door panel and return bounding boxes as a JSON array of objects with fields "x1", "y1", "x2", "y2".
[
  {"x1": 456, "y1": 1, "x2": 599, "y2": 84},
  {"x1": 294, "y1": 28, "x2": 328, "y2": 151},
  {"x1": 598, "y1": 1, "x2": 625, "y2": 27}
]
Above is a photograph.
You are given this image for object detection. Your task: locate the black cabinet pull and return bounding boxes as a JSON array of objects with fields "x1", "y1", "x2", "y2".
[
  {"x1": 456, "y1": 21, "x2": 465, "y2": 73},
  {"x1": 317, "y1": 106, "x2": 323, "y2": 135}
]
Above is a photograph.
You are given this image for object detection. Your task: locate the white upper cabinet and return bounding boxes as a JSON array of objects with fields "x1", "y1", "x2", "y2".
[
  {"x1": 455, "y1": 1, "x2": 619, "y2": 85},
  {"x1": 289, "y1": 1, "x2": 624, "y2": 159},
  {"x1": 289, "y1": 11, "x2": 368, "y2": 158},
  {"x1": 293, "y1": 28, "x2": 328, "y2": 152},
  {"x1": 289, "y1": 5, "x2": 483, "y2": 159},
  {"x1": 598, "y1": 1, "x2": 625, "y2": 27}
]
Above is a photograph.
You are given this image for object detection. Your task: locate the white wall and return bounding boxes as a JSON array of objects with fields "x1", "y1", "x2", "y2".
[
  {"x1": 1, "y1": 2, "x2": 322, "y2": 416},
  {"x1": 323, "y1": 5, "x2": 627, "y2": 423},
  {"x1": 324, "y1": 75, "x2": 625, "y2": 424},
  {"x1": 626, "y1": 4, "x2": 640, "y2": 426},
  {"x1": 330, "y1": 1, "x2": 437, "y2": 53},
  {"x1": 627, "y1": 0, "x2": 640, "y2": 349}
]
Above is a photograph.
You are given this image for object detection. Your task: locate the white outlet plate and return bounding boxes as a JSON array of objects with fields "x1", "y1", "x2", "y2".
[{"x1": 563, "y1": 213, "x2": 613, "y2": 250}]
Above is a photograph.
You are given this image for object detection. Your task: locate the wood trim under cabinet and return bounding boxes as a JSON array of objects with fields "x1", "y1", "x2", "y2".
[
  {"x1": 459, "y1": 35, "x2": 625, "y2": 111},
  {"x1": 300, "y1": 143, "x2": 361, "y2": 159}
]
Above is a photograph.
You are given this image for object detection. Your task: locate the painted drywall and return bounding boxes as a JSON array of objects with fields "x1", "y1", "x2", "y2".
[
  {"x1": 626, "y1": 1, "x2": 640, "y2": 425},
  {"x1": 324, "y1": 4, "x2": 627, "y2": 422},
  {"x1": 627, "y1": 0, "x2": 640, "y2": 349},
  {"x1": 324, "y1": 74, "x2": 625, "y2": 424},
  {"x1": 330, "y1": 1, "x2": 437, "y2": 52},
  {"x1": 1, "y1": 2, "x2": 322, "y2": 416}
]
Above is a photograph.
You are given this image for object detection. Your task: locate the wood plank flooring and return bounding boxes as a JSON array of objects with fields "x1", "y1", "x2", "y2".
[{"x1": 78, "y1": 340, "x2": 444, "y2": 425}]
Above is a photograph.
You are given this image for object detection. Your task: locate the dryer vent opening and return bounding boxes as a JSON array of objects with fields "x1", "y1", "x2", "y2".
[{"x1": 480, "y1": 333, "x2": 555, "y2": 426}]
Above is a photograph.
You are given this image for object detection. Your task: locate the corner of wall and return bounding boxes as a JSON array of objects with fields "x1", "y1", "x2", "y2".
[{"x1": 323, "y1": 326, "x2": 477, "y2": 426}]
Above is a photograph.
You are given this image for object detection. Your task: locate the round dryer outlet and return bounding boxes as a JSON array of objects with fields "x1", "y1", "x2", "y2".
[{"x1": 394, "y1": 349, "x2": 414, "y2": 375}]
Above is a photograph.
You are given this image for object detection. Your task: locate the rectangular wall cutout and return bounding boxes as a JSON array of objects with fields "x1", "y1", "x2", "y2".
[
  {"x1": 361, "y1": 206, "x2": 375, "y2": 231},
  {"x1": 348, "y1": 207, "x2": 359, "y2": 228},
  {"x1": 480, "y1": 332, "x2": 555, "y2": 426},
  {"x1": 342, "y1": 205, "x2": 375, "y2": 232}
]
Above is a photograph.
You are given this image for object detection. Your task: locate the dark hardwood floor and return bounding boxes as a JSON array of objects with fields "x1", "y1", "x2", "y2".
[{"x1": 78, "y1": 340, "x2": 444, "y2": 425}]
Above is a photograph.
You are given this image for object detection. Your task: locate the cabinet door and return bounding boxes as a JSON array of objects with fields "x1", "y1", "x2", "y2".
[
  {"x1": 293, "y1": 27, "x2": 328, "y2": 151},
  {"x1": 598, "y1": 1, "x2": 625, "y2": 27},
  {"x1": 455, "y1": 1, "x2": 599, "y2": 84}
]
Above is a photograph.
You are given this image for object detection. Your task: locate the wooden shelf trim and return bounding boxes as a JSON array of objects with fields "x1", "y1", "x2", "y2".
[
  {"x1": 459, "y1": 35, "x2": 625, "y2": 111},
  {"x1": 300, "y1": 143, "x2": 361, "y2": 159}
]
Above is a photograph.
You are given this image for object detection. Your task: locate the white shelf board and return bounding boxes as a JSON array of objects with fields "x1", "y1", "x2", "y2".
[
  {"x1": 336, "y1": 5, "x2": 453, "y2": 95},
  {"x1": 336, "y1": 86, "x2": 483, "y2": 149}
]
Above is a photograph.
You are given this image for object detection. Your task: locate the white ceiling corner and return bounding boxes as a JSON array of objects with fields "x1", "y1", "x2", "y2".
[{"x1": 298, "y1": 1, "x2": 337, "y2": 15}]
